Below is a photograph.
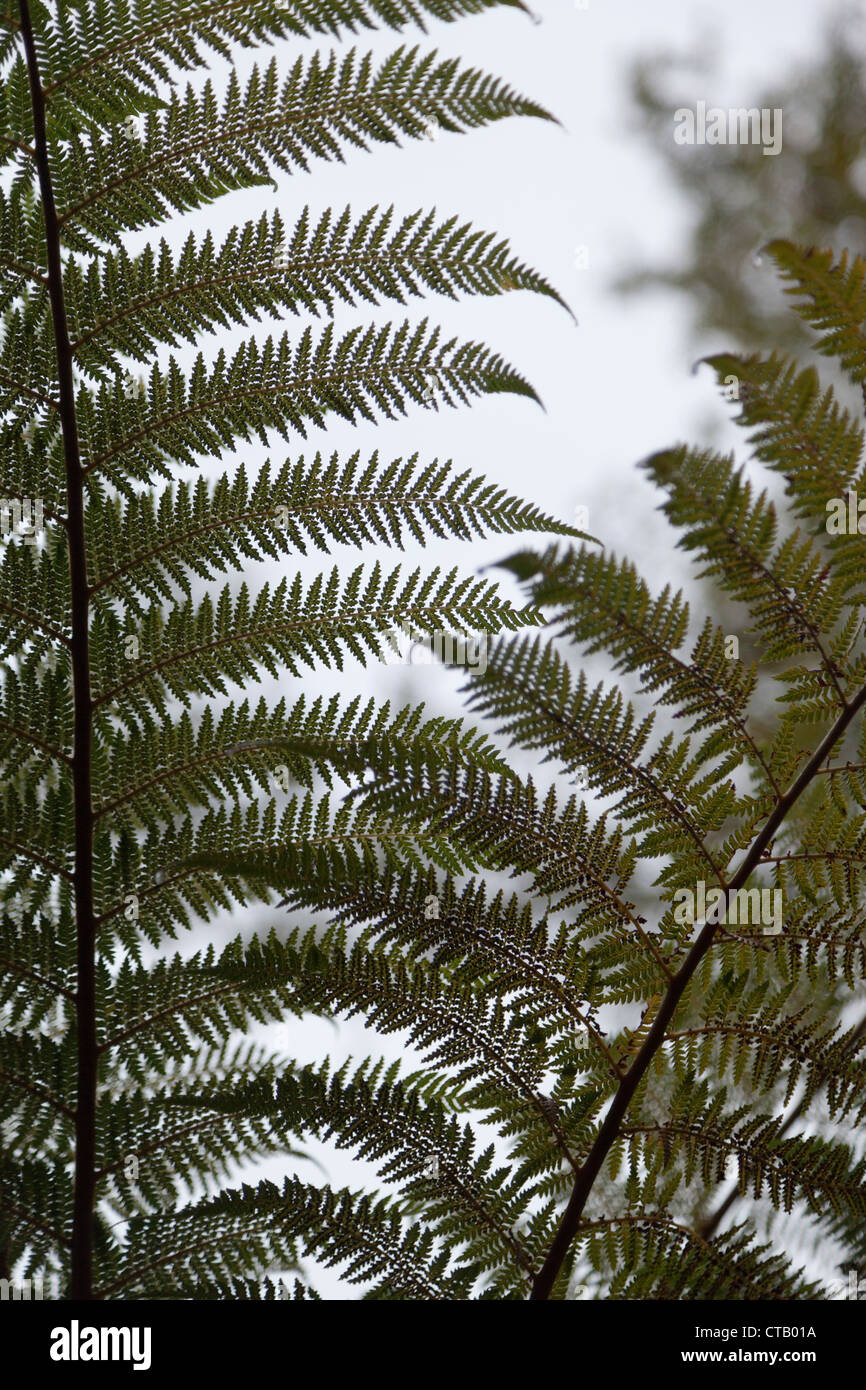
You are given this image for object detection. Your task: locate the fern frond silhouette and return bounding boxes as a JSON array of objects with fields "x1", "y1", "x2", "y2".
[
  {"x1": 6, "y1": 0, "x2": 866, "y2": 1307},
  {"x1": 0, "y1": 0, "x2": 580, "y2": 1300},
  {"x1": 196, "y1": 240, "x2": 866, "y2": 1301}
]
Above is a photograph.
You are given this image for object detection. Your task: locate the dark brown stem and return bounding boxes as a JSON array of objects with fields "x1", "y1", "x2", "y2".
[
  {"x1": 530, "y1": 680, "x2": 866, "y2": 1299},
  {"x1": 18, "y1": 0, "x2": 97, "y2": 1301}
]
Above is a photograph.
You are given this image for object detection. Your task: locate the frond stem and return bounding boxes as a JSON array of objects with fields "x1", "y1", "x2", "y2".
[
  {"x1": 530, "y1": 675, "x2": 866, "y2": 1298},
  {"x1": 19, "y1": 0, "x2": 98, "y2": 1301}
]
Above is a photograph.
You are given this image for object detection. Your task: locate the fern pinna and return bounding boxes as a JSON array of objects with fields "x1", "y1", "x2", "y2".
[
  {"x1": 0, "y1": 0, "x2": 581, "y2": 1301},
  {"x1": 204, "y1": 242, "x2": 866, "y2": 1301}
]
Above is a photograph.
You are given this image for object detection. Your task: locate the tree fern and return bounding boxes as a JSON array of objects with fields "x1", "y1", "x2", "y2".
[
  {"x1": 8, "y1": 0, "x2": 866, "y2": 1310},
  {"x1": 0, "y1": 0, "x2": 580, "y2": 1301},
  {"x1": 195, "y1": 241, "x2": 866, "y2": 1302}
]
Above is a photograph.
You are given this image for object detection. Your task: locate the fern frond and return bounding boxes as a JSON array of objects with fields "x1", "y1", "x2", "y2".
[
  {"x1": 44, "y1": 0, "x2": 532, "y2": 121},
  {"x1": 85, "y1": 452, "x2": 583, "y2": 614},
  {"x1": 68, "y1": 206, "x2": 567, "y2": 374},
  {"x1": 766, "y1": 239, "x2": 866, "y2": 390},
  {"x1": 56, "y1": 49, "x2": 553, "y2": 246},
  {"x1": 79, "y1": 322, "x2": 538, "y2": 494}
]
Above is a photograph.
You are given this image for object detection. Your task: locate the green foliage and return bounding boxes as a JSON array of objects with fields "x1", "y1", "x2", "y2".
[
  {"x1": 178, "y1": 241, "x2": 866, "y2": 1300},
  {"x1": 0, "y1": 0, "x2": 579, "y2": 1299},
  {"x1": 6, "y1": 0, "x2": 866, "y2": 1304}
]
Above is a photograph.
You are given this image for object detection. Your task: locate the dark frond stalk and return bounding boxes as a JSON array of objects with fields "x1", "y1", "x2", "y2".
[
  {"x1": 18, "y1": 0, "x2": 97, "y2": 1300},
  {"x1": 530, "y1": 678, "x2": 866, "y2": 1300}
]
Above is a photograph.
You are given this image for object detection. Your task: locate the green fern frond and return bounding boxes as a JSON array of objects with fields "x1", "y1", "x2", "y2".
[
  {"x1": 67, "y1": 205, "x2": 568, "y2": 375},
  {"x1": 84, "y1": 451, "x2": 585, "y2": 613},
  {"x1": 56, "y1": 49, "x2": 553, "y2": 247},
  {"x1": 10, "y1": 0, "x2": 866, "y2": 1307}
]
